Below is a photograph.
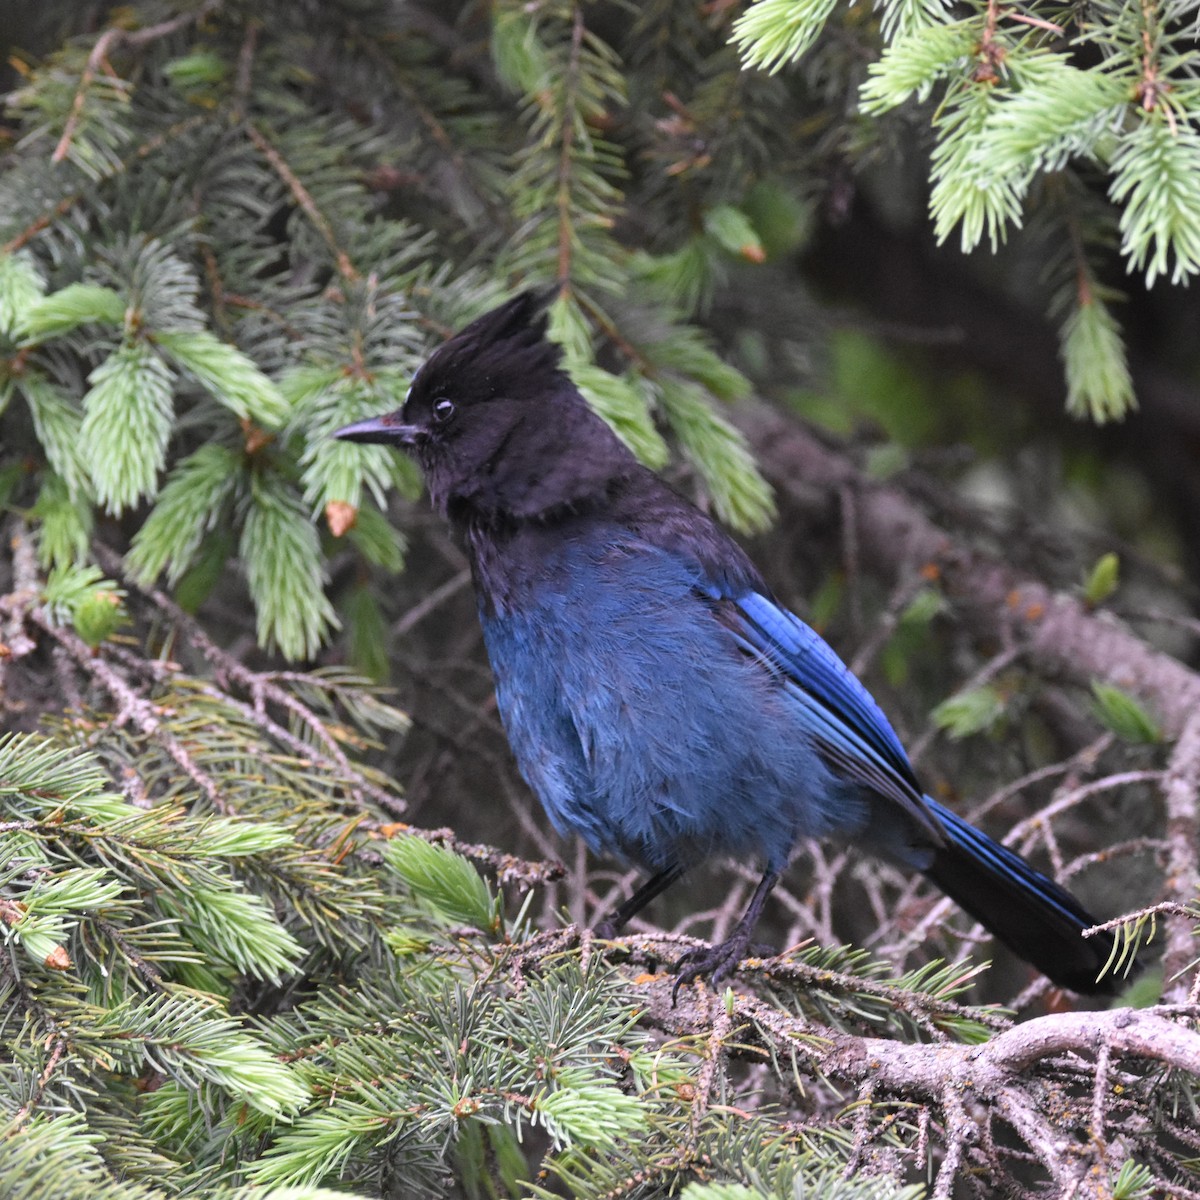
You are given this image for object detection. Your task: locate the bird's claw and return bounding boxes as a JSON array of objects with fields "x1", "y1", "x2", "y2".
[{"x1": 671, "y1": 934, "x2": 756, "y2": 1004}]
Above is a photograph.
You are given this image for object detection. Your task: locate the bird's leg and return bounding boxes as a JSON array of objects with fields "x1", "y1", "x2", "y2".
[
  {"x1": 593, "y1": 863, "x2": 685, "y2": 938},
  {"x1": 671, "y1": 868, "x2": 781, "y2": 1003}
]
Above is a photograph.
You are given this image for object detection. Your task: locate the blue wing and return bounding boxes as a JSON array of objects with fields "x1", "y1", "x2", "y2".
[{"x1": 712, "y1": 588, "x2": 944, "y2": 843}]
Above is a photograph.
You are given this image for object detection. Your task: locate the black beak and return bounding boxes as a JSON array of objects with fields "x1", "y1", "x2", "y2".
[{"x1": 333, "y1": 415, "x2": 422, "y2": 445}]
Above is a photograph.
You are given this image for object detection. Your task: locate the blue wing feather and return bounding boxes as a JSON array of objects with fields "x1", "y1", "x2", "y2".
[{"x1": 712, "y1": 589, "x2": 942, "y2": 841}]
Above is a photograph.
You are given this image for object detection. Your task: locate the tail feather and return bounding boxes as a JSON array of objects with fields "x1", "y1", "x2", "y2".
[{"x1": 922, "y1": 799, "x2": 1125, "y2": 995}]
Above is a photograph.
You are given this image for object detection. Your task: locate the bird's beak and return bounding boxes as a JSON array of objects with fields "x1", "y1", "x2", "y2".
[{"x1": 333, "y1": 415, "x2": 423, "y2": 446}]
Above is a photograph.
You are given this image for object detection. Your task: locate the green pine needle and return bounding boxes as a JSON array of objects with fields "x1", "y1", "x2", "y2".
[
  {"x1": 733, "y1": 0, "x2": 841, "y2": 75},
  {"x1": 156, "y1": 329, "x2": 288, "y2": 428},
  {"x1": 1060, "y1": 294, "x2": 1136, "y2": 422},
  {"x1": 126, "y1": 444, "x2": 242, "y2": 585},
  {"x1": 240, "y1": 472, "x2": 339, "y2": 660},
  {"x1": 1110, "y1": 117, "x2": 1200, "y2": 287},
  {"x1": 21, "y1": 282, "x2": 125, "y2": 338},
  {"x1": 0, "y1": 250, "x2": 46, "y2": 336},
  {"x1": 384, "y1": 834, "x2": 499, "y2": 935},
  {"x1": 859, "y1": 22, "x2": 977, "y2": 113},
  {"x1": 81, "y1": 340, "x2": 176, "y2": 516}
]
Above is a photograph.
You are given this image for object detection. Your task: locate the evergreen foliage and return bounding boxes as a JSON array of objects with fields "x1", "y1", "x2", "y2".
[
  {"x1": 743, "y1": 0, "x2": 1200, "y2": 423},
  {"x1": 5, "y1": 0, "x2": 1193, "y2": 655},
  {"x1": 0, "y1": 0, "x2": 782, "y2": 663},
  {"x1": 2, "y1": 4, "x2": 1199, "y2": 1198},
  {"x1": 0, "y1": 620, "x2": 1019, "y2": 1197},
  {"x1": 0, "y1": 617, "x2": 1187, "y2": 1195}
]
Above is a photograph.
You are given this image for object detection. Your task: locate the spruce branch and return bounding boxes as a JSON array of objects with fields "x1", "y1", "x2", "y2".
[
  {"x1": 741, "y1": 407, "x2": 1200, "y2": 738},
  {"x1": 98, "y1": 545, "x2": 401, "y2": 814},
  {"x1": 9, "y1": 1032, "x2": 69, "y2": 1134},
  {"x1": 86, "y1": 544, "x2": 559, "y2": 890},
  {"x1": 498, "y1": 0, "x2": 628, "y2": 295},
  {"x1": 28, "y1": 609, "x2": 232, "y2": 813},
  {"x1": 733, "y1": 0, "x2": 841, "y2": 74},
  {"x1": 244, "y1": 124, "x2": 360, "y2": 284},
  {"x1": 618, "y1": 931, "x2": 1009, "y2": 1038},
  {"x1": 50, "y1": 2, "x2": 222, "y2": 167},
  {"x1": 556, "y1": 6, "x2": 588, "y2": 285},
  {"x1": 640, "y1": 974, "x2": 1200, "y2": 1197},
  {"x1": 2, "y1": 115, "x2": 209, "y2": 258},
  {"x1": 1110, "y1": 118, "x2": 1200, "y2": 286},
  {"x1": 80, "y1": 341, "x2": 175, "y2": 516},
  {"x1": 0, "y1": 525, "x2": 40, "y2": 699},
  {"x1": 1048, "y1": 187, "x2": 1135, "y2": 422}
]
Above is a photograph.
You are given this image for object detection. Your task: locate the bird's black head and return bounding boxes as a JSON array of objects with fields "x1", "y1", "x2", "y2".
[{"x1": 334, "y1": 290, "x2": 636, "y2": 522}]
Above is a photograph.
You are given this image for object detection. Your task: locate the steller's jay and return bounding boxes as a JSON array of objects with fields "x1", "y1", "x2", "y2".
[{"x1": 335, "y1": 291, "x2": 1127, "y2": 996}]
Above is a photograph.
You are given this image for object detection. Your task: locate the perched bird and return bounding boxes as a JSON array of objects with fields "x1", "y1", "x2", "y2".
[{"x1": 335, "y1": 291, "x2": 1126, "y2": 996}]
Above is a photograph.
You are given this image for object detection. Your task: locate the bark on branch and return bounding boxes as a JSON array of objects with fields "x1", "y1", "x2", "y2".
[{"x1": 630, "y1": 951, "x2": 1200, "y2": 1200}]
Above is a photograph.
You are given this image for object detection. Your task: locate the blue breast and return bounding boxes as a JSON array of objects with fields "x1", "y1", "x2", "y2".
[{"x1": 479, "y1": 538, "x2": 864, "y2": 872}]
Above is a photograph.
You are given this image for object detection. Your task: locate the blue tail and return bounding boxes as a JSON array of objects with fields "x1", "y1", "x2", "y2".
[{"x1": 923, "y1": 799, "x2": 1124, "y2": 995}]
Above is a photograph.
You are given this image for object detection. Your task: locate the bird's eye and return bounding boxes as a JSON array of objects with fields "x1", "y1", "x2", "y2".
[{"x1": 432, "y1": 397, "x2": 456, "y2": 424}]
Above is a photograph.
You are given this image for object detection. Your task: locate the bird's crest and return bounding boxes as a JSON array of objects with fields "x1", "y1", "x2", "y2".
[{"x1": 415, "y1": 287, "x2": 568, "y2": 406}]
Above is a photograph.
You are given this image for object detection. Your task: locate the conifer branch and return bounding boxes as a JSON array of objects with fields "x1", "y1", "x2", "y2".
[
  {"x1": 28, "y1": 610, "x2": 232, "y2": 813},
  {"x1": 51, "y1": 3, "x2": 221, "y2": 165},
  {"x1": 9, "y1": 1033, "x2": 69, "y2": 1134},
  {"x1": 1160, "y1": 712, "x2": 1200, "y2": 995},
  {"x1": 640, "y1": 973, "x2": 1200, "y2": 1195},
  {"x1": 2, "y1": 6, "x2": 1196, "y2": 1190},
  {"x1": 744, "y1": 409, "x2": 1200, "y2": 738},
  {"x1": 556, "y1": 5, "x2": 587, "y2": 285},
  {"x1": 0, "y1": 525, "x2": 40, "y2": 695},
  {"x1": 244, "y1": 124, "x2": 361, "y2": 283},
  {"x1": 95, "y1": 542, "x2": 407, "y2": 815},
  {"x1": 4, "y1": 115, "x2": 207, "y2": 256}
]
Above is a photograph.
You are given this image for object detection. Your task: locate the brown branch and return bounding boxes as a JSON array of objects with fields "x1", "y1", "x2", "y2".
[
  {"x1": 1003, "y1": 9, "x2": 1065, "y2": 33},
  {"x1": 231, "y1": 18, "x2": 260, "y2": 121},
  {"x1": 52, "y1": 29, "x2": 129, "y2": 165},
  {"x1": 1, "y1": 194, "x2": 79, "y2": 256},
  {"x1": 621, "y1": 930, "x2": 1011, "y2": 1036},
  {"x1": 9, "y1": 1034, "x2": 68, "y2": 1132},
  {"x1": 393, "y1": 569, "x2": 473, "y2": 637},
  {"x1": 985, "y1": 1007, "x2": 1200, "y2": 1075},
  {"x1": 244, "y1": 123, "x2": 360, "y2": 282},
  {"x1": 1158, "y1": 710, "x2": 1200, "y2": 996},
  {"x1": 93, "y1": 917, "x2": 166, "y2": 992},
  {"x1": 0, "y1": 525, "x2": 40, "y2": 705},
  {"x1": 634, "y1": 966, "x2": 1200, "y2": 1197},
  {"x1": 4, "y1": 115, "x2": 207, "y2": 256},
  {"x1": 94, "y1": 545, "x2": 397, "y2": 813},
  {"x1": 51, "y1": 3, "x2": 221, "y2": 164},
  {"x1": 556, "y1": 4, "x2": 586, "y2": 285},
  {"x1": 27, "y1": 611, "x2": 231, "y2": 814}
]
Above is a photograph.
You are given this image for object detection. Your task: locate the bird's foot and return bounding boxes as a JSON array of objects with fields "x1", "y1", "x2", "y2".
[
  {"x1": 668, "y1": 870, "x2": 784, "y2": 1004},
  {"x1": 593, "y1": 917, "x2": 618, "y2": 940},
  {"x1": 672, "y1": 930, "x2": 761, "y2": 1004}
]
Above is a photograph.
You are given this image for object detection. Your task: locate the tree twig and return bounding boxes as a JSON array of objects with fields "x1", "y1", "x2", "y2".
[
  {"x1": 1160, "y1": 712, "x2": 1200, "y2": 996},
  {"x1": 52, "y1": 3, "x2": 221, "y2": 164}
]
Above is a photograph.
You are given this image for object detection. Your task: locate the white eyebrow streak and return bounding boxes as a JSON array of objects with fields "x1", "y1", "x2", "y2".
[{"x1": 405, "y1": 364, "x2": 422, "y2": 401}]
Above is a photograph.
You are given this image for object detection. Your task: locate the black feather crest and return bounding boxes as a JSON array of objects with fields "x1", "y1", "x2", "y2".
[{"x1": 416, "y1": 288, "x2": 568, "y2": 406}]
